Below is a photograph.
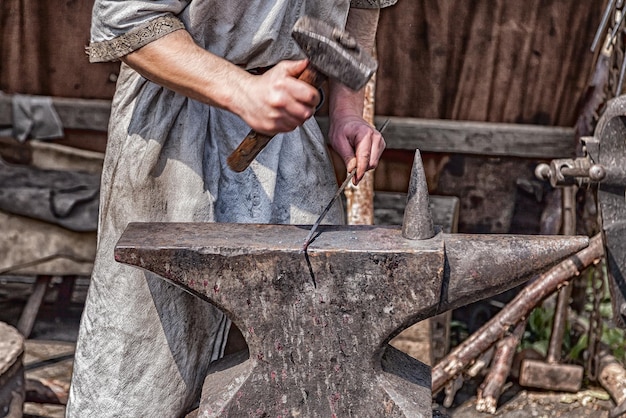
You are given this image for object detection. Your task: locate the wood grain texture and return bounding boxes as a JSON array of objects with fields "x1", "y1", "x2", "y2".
[
  {"x1": 0, "y1": 0, "x2": 119, "y2": 99},
  {"x1": 376, "y1": 0, "x2": 605, "y2": 126}
]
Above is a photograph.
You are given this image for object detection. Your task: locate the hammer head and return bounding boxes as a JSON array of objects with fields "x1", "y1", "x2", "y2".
[{"x1": 292, "y1": 16, "x2": 378, "y2": 91}]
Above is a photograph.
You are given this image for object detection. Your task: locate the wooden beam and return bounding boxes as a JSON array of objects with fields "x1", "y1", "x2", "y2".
[
  {"x1": 0, "y1": 94, "x2": 576, "y2": 158},
  {"x1": 317, "y1": 116, "x2": 576, "y2": 159},
  {"x1": 0, "y1": 94, "x2": 110, "y2": 132}
]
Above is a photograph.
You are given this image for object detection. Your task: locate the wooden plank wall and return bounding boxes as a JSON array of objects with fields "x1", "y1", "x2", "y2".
[
  {"x1": 374, "y1": 0, "x2": 606, "y2": 233},
  {"x1": 1, "y1": 1, "x2": 604, "y2": 125},
  {"x1": 0, "y1": 0, "x2": 117, "y2": 100},
  {"x1": 376, "y1": 0, "x2": 604, "y2": 126}
]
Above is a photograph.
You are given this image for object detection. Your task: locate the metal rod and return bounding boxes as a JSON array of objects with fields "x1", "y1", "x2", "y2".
[
  {"x1": 608, "y1": 6, "x2": 626, "y2": 48},
  {"x1": 617, "y1": 48, "x2": 626, "y2": 95},
  {"x1": 592, "y1": 0, "x2": 616, "y2": 52},
  {"x1": 300, "y1": 170, "x2": 355, "y2": 252}
]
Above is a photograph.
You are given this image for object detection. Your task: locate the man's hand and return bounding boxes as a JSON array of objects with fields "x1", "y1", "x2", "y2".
[
  {"x1": 236, "y1": 60, "x2": 320, "y2": 135},
  {"x1": 329, "y1": 111, "x2": 385, "y2": 184}
]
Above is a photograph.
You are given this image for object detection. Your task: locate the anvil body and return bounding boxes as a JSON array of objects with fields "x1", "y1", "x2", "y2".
[{"x1": 115, "y1": 222, "x2": 588, "y2": 417}]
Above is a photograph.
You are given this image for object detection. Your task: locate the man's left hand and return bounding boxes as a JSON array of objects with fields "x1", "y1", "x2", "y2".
[{"x1": 328, "y1": 112, "x2": 386, "y2": 185}]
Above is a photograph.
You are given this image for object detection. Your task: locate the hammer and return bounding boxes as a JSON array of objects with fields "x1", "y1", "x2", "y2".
[
  {"x1": 519, "y1": 186, "x2": 584, "y2": 393},
  {"x1": 226, "y1": 15, "x2": 378, "y2": 172}
]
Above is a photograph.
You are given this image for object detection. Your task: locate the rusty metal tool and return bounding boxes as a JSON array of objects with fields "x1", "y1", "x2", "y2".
[
  {"x1": 227, "y1": 15, "x2": 378, "y2": 172},
  {"x1": 301, "y1": 169, "x2": 355, "y2": 252},
  {"x1": 300, "y1": 118, "x2": 390, "y2": 252},
  {"x1": 535, "y1": 95, "x2": 626, "y2": 329}
]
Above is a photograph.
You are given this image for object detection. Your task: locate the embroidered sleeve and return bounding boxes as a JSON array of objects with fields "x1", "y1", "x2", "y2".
[
  {"x1": 350, "y1": 0, "x2": 398, "y2": 8},
  {"x1": 87, "y1": 15, "x2": 185, "y2": 63}
]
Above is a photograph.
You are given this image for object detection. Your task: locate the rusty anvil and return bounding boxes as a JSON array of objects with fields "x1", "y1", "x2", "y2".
[
  {"x1": 227, "y1": 15, "x2": 377, "y2": 173},
  {"x1": 115, "y1": 152, "x2": 589, "y2": 417}
]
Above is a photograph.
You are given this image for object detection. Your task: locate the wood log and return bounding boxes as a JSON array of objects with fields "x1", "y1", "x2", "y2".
[
  {"x1": 467, "y1": 347, "x2": 494, "y2": 378},
  {"x1": 443, "y1": 375, "x2": 464, "y2": 408},
  {"x1": 597, "y1": 351, "x2": 626, "y2": 409},
  {"x1": 17, "y1": 275, "x2": 50, "y2": 337},
  {"x1": 0, "y1": 323, "x2": 24, "y2": 418},
  {"x1": 25, "y1": 378, "x2": 64, "y2": 405},
  {"x1": 476, "y1": 319, "x2": 526, "y2": 414},
  {"x1": 431, "y1": 233, "x2": 604, "y2": 394}
]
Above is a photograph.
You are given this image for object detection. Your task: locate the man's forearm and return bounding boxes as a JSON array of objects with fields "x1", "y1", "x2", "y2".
[
  {"x1": 121, "y1": 29, "x2": 253, "y2": 115},
  {"x1": 326, "y1": 8, "x2": 385, "y2": 181},
  {"x1": 328, "y1": 8, "x2": 380, "y2": 119}
]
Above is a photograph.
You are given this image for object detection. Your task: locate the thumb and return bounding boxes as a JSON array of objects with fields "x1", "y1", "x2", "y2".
[
  {"x1": 280, "y1": 59, "x2": 309, "y2": 77},
  {"x1": 346, "y1": 157, "x2": 357, "y2": 175}
]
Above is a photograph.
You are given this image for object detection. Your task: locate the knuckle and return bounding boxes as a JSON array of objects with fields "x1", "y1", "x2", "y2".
[{"x1": 268, "y1": 92, "x2": 286, "y2": 108}]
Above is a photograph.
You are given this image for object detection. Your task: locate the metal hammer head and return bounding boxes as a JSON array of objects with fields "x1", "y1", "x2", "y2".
[{"x1": 292, "y1": 15, "x2": 378, "y2": 91}]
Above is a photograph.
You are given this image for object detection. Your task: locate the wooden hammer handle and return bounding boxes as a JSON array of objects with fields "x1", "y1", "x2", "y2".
[{"x1": 227, "y1": 65, "x2": 327, "y2": 172}]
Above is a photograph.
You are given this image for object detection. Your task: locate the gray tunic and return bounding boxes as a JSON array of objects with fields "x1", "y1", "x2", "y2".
[{"x1": 67, "y1": 1, "x2": 395, "y2": 416}]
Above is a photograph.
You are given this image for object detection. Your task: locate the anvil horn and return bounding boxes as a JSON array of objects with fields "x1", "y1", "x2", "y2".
[{"x1": 438, "y1": 233, "x2": 590, "y2": 314}]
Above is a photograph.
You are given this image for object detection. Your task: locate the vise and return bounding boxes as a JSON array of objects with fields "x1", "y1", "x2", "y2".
[
  {"x1": 115, "y1": 152, "x2": 588, "y2": 417},
  {"x1": 536, "y1": 95, "x2": 626, "y2": 328}
]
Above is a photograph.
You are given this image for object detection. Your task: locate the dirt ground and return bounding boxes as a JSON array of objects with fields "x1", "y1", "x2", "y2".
[
  {"x1": 0, "y1": 276, "x2": 620, "y2": 418},
  {"x1": 434, "y1": 380, "x2": 615, "y2": 418}
]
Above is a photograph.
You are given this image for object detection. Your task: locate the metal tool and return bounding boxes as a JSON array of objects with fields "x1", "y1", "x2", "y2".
[
  {"x1": 591, "y1": 0, "x2": 616, "y2": 53},
  {"x1": 301, "y1": 170, "x2": 355, "y2": 252},
  {"x1": 300, "y1": 118, "x2": 390, "y2": 252},
  {"x1": 519, "y1": 187, "x2": 584, "y2": 393},
  {"x1": 227, "y1": 15, "x2": 378, "y2": 172},
  {"x1": 536, "y1": 96, "x2": 626, "y2": 329}
]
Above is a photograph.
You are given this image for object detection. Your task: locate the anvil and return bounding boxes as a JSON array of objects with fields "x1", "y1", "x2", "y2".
[{"x1": 115, "y1": 154, "x2": 589, "y2": 417}]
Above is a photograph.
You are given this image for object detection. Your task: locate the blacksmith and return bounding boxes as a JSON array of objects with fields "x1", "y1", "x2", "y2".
[{"x1": 67, "y1": 0, "x2": 395, "y2": 416}]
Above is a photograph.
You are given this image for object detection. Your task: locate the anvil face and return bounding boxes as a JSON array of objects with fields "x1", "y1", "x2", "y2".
[{"x1": 115, "y1": 222, "x2": 588, "y2": 417}]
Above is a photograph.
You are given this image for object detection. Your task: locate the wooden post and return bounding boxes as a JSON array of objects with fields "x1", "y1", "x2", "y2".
[
  {"x1": 344, "y1": 52, "x2": 376, "y2": 226},
  {"x1": 17, "y1": 275, "x2": 51, "y2": 337}
]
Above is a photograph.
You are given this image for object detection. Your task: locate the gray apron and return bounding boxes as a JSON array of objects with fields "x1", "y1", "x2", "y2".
[{"x1": 68, "y1": 1, "x2": 353, "y2": 416}]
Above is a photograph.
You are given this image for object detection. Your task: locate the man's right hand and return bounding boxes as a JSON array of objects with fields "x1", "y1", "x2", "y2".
[
  {"x1": 234, "y1": 60, "x2": 321, "y2": 135},
  {"x1": 122, "y1": 30, "x2": 319, "y2": 135}
]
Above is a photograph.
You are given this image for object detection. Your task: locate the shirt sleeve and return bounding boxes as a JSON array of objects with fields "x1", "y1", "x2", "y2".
[
  {"x1": 350, "y1": 0, "x2": 398, "y2": 8},
  {"x1": 87, "y1": 0, "x2": 190, "y2": 63}
]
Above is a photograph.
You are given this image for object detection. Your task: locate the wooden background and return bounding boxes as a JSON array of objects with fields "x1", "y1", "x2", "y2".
[
  {"x1": 0, "y1": 0, "x2": 608, "y2": 233},
  {"x1": 376, "y1": 0, "x2": 603, "y2": 125}
]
